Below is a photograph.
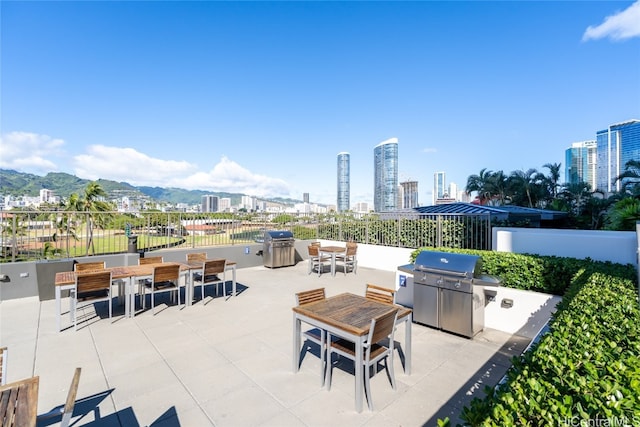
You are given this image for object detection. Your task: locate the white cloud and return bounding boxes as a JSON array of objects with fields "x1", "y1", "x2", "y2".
[
  {"x1": 422, "y1": 148, "x2": 438, "y2": 154},
  {"x1": 0, "y1": 131, "x2": 65, "y2": 173},
  {"x1": 73, "y1": 146, "x2": 291, "y2": 198},
  {"x1": 583, "y1": 0, "x2": 640, "y2": 41}
]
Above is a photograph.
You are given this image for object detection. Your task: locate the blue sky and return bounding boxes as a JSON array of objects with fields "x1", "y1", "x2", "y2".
[{"x1": 1, "y1": 1, "x2": 639, "y2": 206}]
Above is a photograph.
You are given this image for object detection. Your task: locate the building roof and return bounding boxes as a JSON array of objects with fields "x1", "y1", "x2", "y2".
[{"x1": 414, "y1": 202, "x2": 567, "y2": 220}]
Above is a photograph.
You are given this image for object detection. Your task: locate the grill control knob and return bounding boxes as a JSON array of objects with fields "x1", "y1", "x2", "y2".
[
  {"x1": 436, "y1": 278, "x2": 443, "y2": 285},
  {"x1": 455, "y1": 282, "x2": 461, "y2": 289}
]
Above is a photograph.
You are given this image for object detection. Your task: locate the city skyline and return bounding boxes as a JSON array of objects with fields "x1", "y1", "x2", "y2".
[{"x1": 1, "y1": 2, "x2": 639, "y2": 206}]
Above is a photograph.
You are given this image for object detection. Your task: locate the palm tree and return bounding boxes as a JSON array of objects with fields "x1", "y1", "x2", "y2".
[
  {"x1": 509, "y1": 168, "x2": 545, "y2": 208},
  {"x1": 543, "y1": 162, "x2": 562, "y2": 199},
  {"x1": 615, "y1": 159, "x2": 640, "y2": 195},
  {"x1": 65, "y1": 182, "x2": 114, "y2": 256},
  {"x1": 487, "y1": 170, "x2": 509, "y2": 206},
  {"x1": 465, "y1": 168, "x2": 494, "y2": 205},
  {"x1": 604, "y1": 197, "x2": 640, "y2": 230}
]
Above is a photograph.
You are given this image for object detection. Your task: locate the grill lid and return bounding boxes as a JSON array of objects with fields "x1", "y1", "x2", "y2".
[
  {"x1": 264, "y1": 230, "x2": 294, "y2": 240},
  {"x1": 414, "y1": 250, "x2": 482, "y2": 279}
]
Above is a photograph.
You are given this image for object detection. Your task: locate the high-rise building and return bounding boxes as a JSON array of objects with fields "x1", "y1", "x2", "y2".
[
  {"x1": 337, "y1": 152, "x2": 350, "y2": 212},
  {"x1": 433, "y1": 171, "x2": 446, "y2": 204},
  {"x1": 596, "y1": 120, "x2": 640, "y2": 195},
  {"x1": 565, "y1": 141, "x2": 597, "y2": 189},
  {"x1": 201, "y1": 195, "x2": 218, "y2": 213},
  {"x1": 401, "y1": 180, "x2": 419, "y2": 208},
  {"x1": 448, "y1": 182, "x2": 459, "y2": 202},
  {"x1": 373, "y1": 138, "x2": 398, "y2": 212},
  {"x1": 303, "y1": 193, "x2": 310, "y2": 203}
]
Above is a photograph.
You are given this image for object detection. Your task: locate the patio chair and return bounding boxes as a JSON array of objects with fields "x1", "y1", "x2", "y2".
[
  {"x1": 73, "y1": 261, "x2": 106, "y2": 272},
  {"x1": 335, "y1": 244, "x2": 358, "y2": 275},
  {"x1": 325, "y1": 308, "x2": 399, "y2": 411},
  {"x1": 186, "y1": 252, "x2": 207, "y2": 262},
  {"x1": 365, "y1": 283, "x2": 396, "y2": 304},
  {"x1": 37, "y1": 367, "x2": 81, "y2": 427},
  {"x1": 295, "y1": 288, "x2": 327, "y2": 385},
  {"x1": 307, "y1": 245, "x2": 330, "y2": 276},
  {"x1": 72, "y1": 270, "x2": 113, "y2": 331},
  {"x1": 192, "y1": 259, "x2": 226, "y2": 303},
  {"x1": 139, "y1": 256, "x2": 164, "y2": 265},
  {"x1": 142, "y1": 264, "x2": 182, "y2": 314},
  {"x1": 0, "y1": 346, "x2": 7, "y2": 385}
]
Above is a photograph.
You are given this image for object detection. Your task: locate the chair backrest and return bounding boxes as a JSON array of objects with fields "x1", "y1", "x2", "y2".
[
  {"x1": 295, "y1": 288, "x2": 326, "y2": 306},
  {"x1": 203, "y1": 259, "x2": 226, "y2": 276},
  {"x1": 153, "y1": 264, "x2": 181, "y2": 284},
  {"x1": 62, "y1": 368, "x2": 82, "y2": 426},
  {"x1": 187, "y1": 252, "x2": 207, "y2": 262},
  {"x1": 365, "y1": 284, "x2": 396, "y2": 305},
  {"x1": 139, "y1": 256, "x2": 164, "y2": 265},
  {"x1": 310, "y1": 242, "x2": 321, "y2": 247},
  {"x1": 75, "y1": 270, "x2": 112, "y2": 294},
  {"x1": 0, "y1": 347, "x2": 7, "y2": 386},
  {"x1": 346, "y1": 241, "x2": 357, "y2": 248},
  {"x1": 346, "y1": 245, "x2": 357, "y2": 256},
  {"x1": 74, "y1": 261, "x2": 105, "y2": 272},
  {"x1": 369, "y1": 308, "x2": 399, "y2": 346},
  {"x1": 308, "y1": 245, "x2": 319, "y2": 257}
]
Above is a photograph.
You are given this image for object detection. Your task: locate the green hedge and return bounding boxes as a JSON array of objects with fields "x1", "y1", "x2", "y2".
[
  {"x1": 410, "y1": 247, "x2": 635, "y2": 296},
  {"x1": 415, "y1": 248, "x2": 640, "y2": 426}
]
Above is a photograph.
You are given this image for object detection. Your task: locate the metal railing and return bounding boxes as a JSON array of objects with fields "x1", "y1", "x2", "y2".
[{"x1": 0, "y1": 210, "x2": 492, "y2": 263}]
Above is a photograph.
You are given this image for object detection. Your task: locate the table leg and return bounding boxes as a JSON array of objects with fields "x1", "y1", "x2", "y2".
[
  {"x1": 355, "y1": 336, "x2": 364, "y2": 412},
  {"x1": 232, "y1": 265, "x2": 236, "y2": 296},
  {"x1": 186, "y1": 272, "x2": 193, "y2": 307},
  {"x1": 293, "y1": 313, "x2": 301, "y2": 373},
  {"x1": 331, "y1": 253, "x2": 336, "y2": 276},
  {"x1": 405, "y1": 313, "x2": 412, "y2": 375},
  {"x1": 56, "y1": 286, "x2": 61, "y2": 332}
]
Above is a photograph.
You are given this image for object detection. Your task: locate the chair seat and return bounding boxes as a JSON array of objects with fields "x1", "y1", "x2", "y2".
[
  {"x1": 303, "y1": 328, "x2": 323, "y2": 342},
  {"x1": 146, "y1": 281, "x2": 178, "y2": 290},
  {"x1": 331, "y1": 338, "x2": 388, "y2": 359},
  {"x1": 76, "y1": 290, "x2": 110, "y2": 301}
]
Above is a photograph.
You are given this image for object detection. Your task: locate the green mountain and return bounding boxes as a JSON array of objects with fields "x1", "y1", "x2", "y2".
[{"x1": 0, "y1": 169, "x2": 300, "y2": 206}]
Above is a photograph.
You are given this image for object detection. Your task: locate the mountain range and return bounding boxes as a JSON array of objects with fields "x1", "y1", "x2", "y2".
[{"x1": 0, "y1": 169, "x2": 299, "y2": 206}]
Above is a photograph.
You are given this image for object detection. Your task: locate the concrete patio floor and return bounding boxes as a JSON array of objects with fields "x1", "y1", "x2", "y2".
[{"x1": 1, "y1": 262, "x2": 532, "y2": 426}]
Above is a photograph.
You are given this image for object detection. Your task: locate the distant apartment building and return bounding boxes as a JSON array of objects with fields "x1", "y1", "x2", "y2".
[
  {"x1": 373, "y1": 138, "x2": 398, "y2": 212},
  {"x1": 337, "y1": 152, "x2": 350, "y2": 212},
  {"x1": 401, "y1": 180, "x2": 419, "y2": 209},
  {"x1": 39, "y1": 188, "x2": 57, "y2": 204},
  {"x1": 201, "y1": 195, "x2": 219, "y2": 213},
  {"x1": 565, "y1": 141, "x2": 597, "y2": 189},
  {"x1": 596, "y1": 119, "x2": 640, "y2": 195},
  {"x1": 433, "y1": 171, "x2": 446, "y2": 205},
  {"x1": 303, "y1": 193, "x2": 310, "y2": 203},
  {"x1": 219, "y1": 198, "x2": 231, "y2": 212},
  {"x1": 353, "y1": 202, "x2": 369, "y2": 213}
]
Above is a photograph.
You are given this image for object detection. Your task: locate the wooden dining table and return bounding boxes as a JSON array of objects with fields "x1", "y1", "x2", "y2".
[
  {"x1": 319, "y1": 246, "x2": 345, "y2": 276},
  {"x1": 0, "y1": 376, "x2": 39, "y2": 427},
  {"x1": 292, "y1": 293, "x2": 412, "y2": 412}
]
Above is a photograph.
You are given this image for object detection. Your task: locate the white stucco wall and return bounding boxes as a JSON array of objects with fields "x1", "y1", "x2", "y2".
[
  {"x1": 493, "y1": 227, "x2": 637, "y2": 267},
  {"x1": 318, "y1": 240, "x2": 415, "y2": 272}
]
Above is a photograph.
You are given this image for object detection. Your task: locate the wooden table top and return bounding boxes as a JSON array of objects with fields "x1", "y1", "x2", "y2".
[
  {"x1": 319, "y1": 246, "x2": 346, "y2": 253},
  {"x1": 55, "y1": 260, "x2": 237, "y2": 286},
  {"x1": 293, "y1": 293, "x2": 411, "y2": 336},
  {"x1": 0, "y1": 376, "x2": 39, "y2": 427}
]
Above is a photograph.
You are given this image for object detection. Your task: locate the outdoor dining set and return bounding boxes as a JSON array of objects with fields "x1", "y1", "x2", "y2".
[
  {"x1": 308, "y1": 241, "x2": 358, "y2": 276},
  {"x1": 54, "y1": 253, "x2": 237, "y2": 332},
  {"x1": 292, "y1": 284, "x2": 413, "y2": 413}
]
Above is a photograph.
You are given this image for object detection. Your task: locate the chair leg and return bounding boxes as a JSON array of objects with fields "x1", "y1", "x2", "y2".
[
  {"x1": 365, "y1": 362, "x2": 374, "y2": 411},
  {"x1": 325, "y1": 341, "x2": 333, "y2": 390},
  {"x1": 387, "y1": 354, "x2": 396, "y2": 390}
]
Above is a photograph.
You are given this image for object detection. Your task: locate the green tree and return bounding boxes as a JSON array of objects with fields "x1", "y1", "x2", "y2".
[
  {"x1": 65, "y1": 182, "x2": 114, "y2": 256},
  {"x1": 604, "y1": 197, "x2": 640, "y2": 230},
  {"x1": 465, "y1": 168, "x2": 495, "y2": 205},
  {"x1": 543, "y1": 162, "x2": 562, "y2": 199},
  {"x1": 615, "y1": 159, "x2": 640, "y2": 195}
]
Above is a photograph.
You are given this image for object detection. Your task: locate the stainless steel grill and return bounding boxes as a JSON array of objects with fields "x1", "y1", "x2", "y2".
[
  {"x1": 412, "y1": 250, "x2": 501, "y2": 338},
  {"x1": 263, "y1": 230, "x2": 295, "y2": 268}
]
